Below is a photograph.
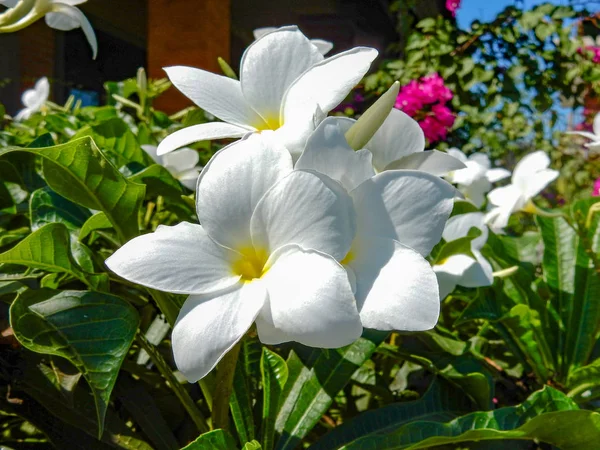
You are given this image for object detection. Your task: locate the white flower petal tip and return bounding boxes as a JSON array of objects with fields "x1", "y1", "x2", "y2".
[
  {"x1": 173, "y1": 283, "x2": 266, "y2": 382},
  {"x1": 105, "y1": 222, "x2": 240, "y2": 295},
  {"x1": 385, "y1": 150, "x2": 466, "y2": 176},
  {"x1": 348, "y1": 237, "x2": 440, "y2": 331},
  {"x1": 156, "y1": 122, "x2": 248, "y2": 156}
]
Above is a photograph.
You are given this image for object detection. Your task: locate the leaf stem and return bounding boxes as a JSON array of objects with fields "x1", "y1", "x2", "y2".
[
  {"x1": 211, "y1": 340, "x2": 243, "y2": 430},
  {"x1": 136, "y1": 333, "x2": 209, "y2": 434}
]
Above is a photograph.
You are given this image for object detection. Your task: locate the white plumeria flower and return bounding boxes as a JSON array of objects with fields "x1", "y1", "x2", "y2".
[
  {"x1": 0, "y1": 0, "x2": 97, "y2": 58},
  {"x1": 157, "y1": 26, "x2": 377, "y2": 158},
  {"x1": 433, "y1": 212, "x2": 493, "y2": 299},
  {"x1": 566, "y1": 112, "x2": 600, "y2": 150},
  {"x1": 142, "y1": 145, "x2": 202, "y2": 190},
  {"x1": 485, "y1": 151, "x2": 559, "y2": 231},
  {"x1": 296, "y1": 117, "x2": 456, "y2": 331},
  {"x1": 445, "y1": 148, "x2": 511, "y2": 207},
  {"x1": 107, "y1": 134, "x2": 361, "y2": 382},
  {"x1": 15, "y1": 76, "x2": 49, "y2": 121},
  {"x1": 253, "y1": 26, "x2": 333, "y2": 55}
]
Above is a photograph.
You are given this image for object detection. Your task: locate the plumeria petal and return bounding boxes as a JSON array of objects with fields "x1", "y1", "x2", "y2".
[
  {"x1": 256, "y1": 245, "x2": 361, "y2": 347},
  {"x1": 157, "y1": 122, "x2": 248, "y2": 156},
  {"x1": 295, "y1": 117, "x2": 375, "y2": 191},
  {"x1": 442, "y1": 212, "x2": 488, "y2": 250},
  {"x1": 512, "y1": 150, "x2": 551, "y2": 187},
  {"x1": 486, "y1": 168, "x2": 511, "y2": 183},
  {"x1": 241, "y1": 26, "x2": 322, "y2": 127},
  {"x1": 164, "y1": 66, "x2": 266, "y2": 129},
  {"x1": 196, "y1": 134, "x2": 293, "y2": 250},
  {"x1": 177, "y1": 168, "x2": 201, "y2": 190},
  {"x1": 271, "y1": 104, "x2": 324, "y2": 159},
  {"x1": 462, "y1": 177, "x2": 491, "y2": 208},
  {"x1": 435, "y1": 271, "x2": 458, "y2": 299},
  {"x1": 47, "y1": 3, "x2": 97, "y2": 58},
  {"x1": 348, "y1": 236, "x2": 440, "y2": 331},
  {"x1": 162, "y1": 148, "x2": 200, "y2": 173},
  {"x1": 311, "y1": 39, "x2": 334, "y2": 55},
  {"x1": 251, "y1": 170, "x2": 356, "y2": 261},
  {"x1": 487, "y1": 184, "x2": 522, "y2": 208},
  {"x1": 22, "y1": 77, "x2": 49, "y2": 110},
  {"x1": 141, "y1": 145, "x2": 162, "y2": 164},
  {"x1": 594, "y1": 112, "x2": 600, "y2": 136},
  {"x1": 350, "y1": 171, "x2": 455, "y2": 257},
  {"x1": 522, "y1": 169, "x2": 559, "y2": 199},
  {"x1": 282, "y1": 47, "x2": 378, "y2": 123},
  {"x1": 384, "y1": 150, "x2": 466, "y2": 176},
  {"x1": 366, "y1": 109, "x2": 425, "y2": 171},
  {"x1": 173, "y1": 282, "x2": 266, "y2": 382},
  {"x1": 105, "y1": 222, "x2": 240, "y2": 294}
]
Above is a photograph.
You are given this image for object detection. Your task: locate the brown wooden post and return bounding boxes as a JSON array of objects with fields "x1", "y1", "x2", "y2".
[{"x1": 147, "y1": 0, "x2": 231, "y2": 113}]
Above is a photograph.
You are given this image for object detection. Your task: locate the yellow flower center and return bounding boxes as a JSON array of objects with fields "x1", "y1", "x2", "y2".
[
  {"x1": 231, "y1": 247, "x2": 269, "y2": 282},
  {"x1": 253, "y1": 114, "x2": 281, "y2": 132},
  {"x1": 340, "y1": 250, "x2": 355, "y2": 266}
]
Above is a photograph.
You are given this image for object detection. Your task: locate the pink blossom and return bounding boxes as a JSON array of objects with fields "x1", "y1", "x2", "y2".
[
  {"x1": 593, "y1": 178, "x2": 600, "y2": 197},
  {"x1": 431, "y1": 103, "x2": 455, "y2": 128},
  {"x1": 420, "y1": 116, "x2": 449, "y2": 142},
  {"x1": 446, "y1": 0, "x2": 461, "y2": 17},
  {"x1": 421, "y1": 73, "x2": 453, "y2": 103},
  {"x1": 579, "y1": 46, "x2": 600, "y2": 63}
]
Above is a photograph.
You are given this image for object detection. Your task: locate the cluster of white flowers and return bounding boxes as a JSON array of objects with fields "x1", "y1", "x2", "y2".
[{"x1": 106, "y1": 27, "x2": 469, "y2": 382}]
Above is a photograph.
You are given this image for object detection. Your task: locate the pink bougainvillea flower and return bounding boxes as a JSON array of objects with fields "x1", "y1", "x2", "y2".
[
  {"x1": 446, "y1": 0, "x2": 461, "y2": 17},
  {"x1": 593, "y1": 178, "x2": 600, "y2": 197}
]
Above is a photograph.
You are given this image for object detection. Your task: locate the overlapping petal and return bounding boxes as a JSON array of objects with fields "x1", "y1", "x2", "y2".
[
  {"x1": 157, "y1": 122, "x2": 248, "y2": 156},
  {"x1": 384, "y1": 150, "x2": 465, "y2": 176},
  {"x1": 348, "y1": 236, "x2": 440, "y2": 331},
  {"x1": 256, "y1": 245, "x2": 361, "y2": 347},
  {"x1": 241, "y1": 26, "x2": 322, "y2": 126},
  {"x1": 105, "y1": 222, "x2": 240, "y2": 294},
  {"x1": 350, "y1": 170, "x2": 455, "y2": 257},
  {"x1": 196, "y1": 134, "x2": 292, "y2": 250},
  {"x1": 296, "y1": 117, "x2": 375, "y2": 191},
  {"x1": 442, "y1": 212, "x2": 488, "y2": 250},
  {"x1": 251, "y1": 170, "x2": 355, "y2": 261},
  {"x1": 172, "y1": 282, "x2": 266, "y2": 382}
]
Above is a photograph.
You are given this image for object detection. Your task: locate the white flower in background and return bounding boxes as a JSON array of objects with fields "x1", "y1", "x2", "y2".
[
  {"x1": 142, "y1": 145, "x2": 202, "y2": 190},
  {"x1": 296, "y1": 117, "x2": 456, "y2": 331},
  {"x1": 0, "y1": 0, "x2": 97, "y2": 58},
  {"x1": 445, "y1": 148, "x2": 511, "y2": 207},
  {"x1": 433, "y1": 212, "x2": 493, "y2": 299},
  {"x1": 253, "y1": 26, "x2": 333, "y2": 55},
  {"x1": 566, "y1": 112, "x2": 600, "y2": 150},
  {"x1": 14, "y1": 77, "x2": 49, "y2": 121},
  {"x1": 485, "y1": 150, "x2": 559, "y2": 230},
  {"x1": 157, "y1": 26, "x2": 377, "y2": 158},
  {"x1": 107, "y1": 134, "x2": 361, "y2": 382}
]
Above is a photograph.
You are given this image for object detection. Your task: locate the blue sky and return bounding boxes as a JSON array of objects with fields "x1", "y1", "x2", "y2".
[{"x1": 457, "y1": 0, "x2": 599, "y2": 28}]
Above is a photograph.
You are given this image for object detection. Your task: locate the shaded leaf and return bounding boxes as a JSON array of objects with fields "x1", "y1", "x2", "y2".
[
  {"x1": 182, "y1": 429, "x2": 238, "y2": 450},
  {"x1": 29, "y1": 187, "x2": 91, "y2": 232},
  {"x1": 260, "y1": 348, "x2": 288, "y2": 450}
]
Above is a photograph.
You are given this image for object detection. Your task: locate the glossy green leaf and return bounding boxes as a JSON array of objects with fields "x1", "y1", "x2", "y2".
[
  {"x1": 567, "y1": 358, "x2": 600, "y2": 402},
  {"x1": 0, "y1": 137, "x2": 145, "y2": 242},
  {"x1": 332, "y1": 387, "x2": 600, "y2": 450},
  {"x1": 312, "y1": 379, "x2": 473, "y2": 450},
  {"x1": 181, "y1": 429, "x2": 238, "y2": 450},
  {"x1": 79, "y1": 212, "x2": 114, "y2": 241},
  {"x1": 260, "y1": 348, "x2": 288, "y2": 450},
  {"x1": 537, "y1": 201, "x2": 600, "y2": 380},
  {"x1": 10, "y1": 289, "x2": 139, "y2": 438},
  {"x1": 29, "y1": 187, "x2": 91, "y2": 232},
  {"x1": 230, "y1": 357, "x2": 256, "y2": 444},
  {"x1": 275, "y1": 330, "x2": 388, "y2": 450},
  {"x1": 72, "y1": 118, "x2": 152, "y2": 168},
  {"x1": 0, "y1": 223, "x2": 104, "y2": 289}
]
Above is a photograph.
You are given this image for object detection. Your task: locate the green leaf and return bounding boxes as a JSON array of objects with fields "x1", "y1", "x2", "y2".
[
  {"x1": 182, "y1": 429, "x2": 238, "y2": 450},
  {"x1": 275, "y1": 330, "x2": 388, "y2": 450},
  {"x1": 331, "y1": 387, "x2": 600, "y2": 449},
  {"x1": 72, "y1": 118, "x2": 152, "y2": 168},
  {"x1": 537, "y1": 204, "x2": 600, "y2": 380},
  {"x1": 0, "y1": 136, "x2": 146, "y2": 242},
  {"x1": 312, "y1": 379, "x2": 473, "y2": 450},
  {"x1": 80, "y1": 212, "x2": 114, "y2": 241},
  {"x1": 242, "y1": 441, "x2": 262, "y2": 450},
  {"x1": 567, "y1": 358, "x2": 600, "y2": 402},
  {"x1": 0, "y1": 223, "x2": 104, "y2": 289},
  {"x1": 260, "y1": 348, "x2": 288, "y2": 450},
  {"x1": 230, "y1": 358, "x2": 256, "y2": 444},
  {"x1": 10, "y1": 289, "x2": 139, "y2": 438},
  {"x1": 29, "y1": 187, "x2": 91, "y2": 232},
  {"x1": 433, "y1": 227, "x2": 481, "y2": 264}
]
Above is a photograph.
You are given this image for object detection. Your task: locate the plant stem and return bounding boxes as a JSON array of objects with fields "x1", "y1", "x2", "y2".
[
  {"x1": 211, "y1": 340, "x2": 242, "y2": 430},
  {"x1": 136, "y1": 333, "x2": 209, "y2": 434}
]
